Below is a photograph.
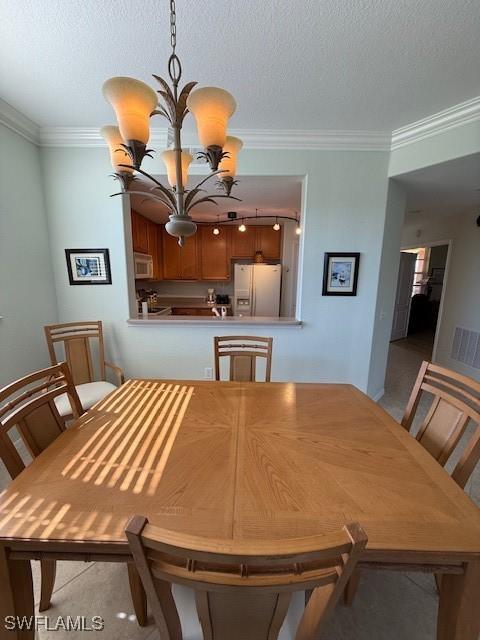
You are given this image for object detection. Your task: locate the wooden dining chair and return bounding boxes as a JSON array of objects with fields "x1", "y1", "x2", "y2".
[
  {"x1": 0, "y1": 362, "x2": 83, "y2": 611},
  {"x1": 44, "y1": 321, "x2": 125, "y2": 417},
  {"x1": 400, "y1": 360, "x2": 480, "y2": 486},
  {"x1": 0, "y1": 362, "x2": 148, "y2": 625},
  {"x1": 126, "y1": 515, "x2": 367, "y2": 640},
  {"x1": 345, "y1": 360, "x2": 480, "y2": 606},
  {"x1": 214, "y1": 336, "x2": 273, "y2": 382}
]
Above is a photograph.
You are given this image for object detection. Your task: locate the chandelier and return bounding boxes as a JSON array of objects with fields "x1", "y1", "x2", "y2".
[{"x1": 100, "y1": 0, "x2": 242, "y2": 246}]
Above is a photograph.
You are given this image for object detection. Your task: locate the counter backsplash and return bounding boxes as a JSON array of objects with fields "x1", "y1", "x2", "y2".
[{"x1": 136, "y1": 279, "x2": 234, "y2": 299}]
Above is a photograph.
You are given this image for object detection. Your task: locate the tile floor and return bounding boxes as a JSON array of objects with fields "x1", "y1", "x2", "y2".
[{"x1": 1, "y1": 339, "x2": 478, "y2": 639}]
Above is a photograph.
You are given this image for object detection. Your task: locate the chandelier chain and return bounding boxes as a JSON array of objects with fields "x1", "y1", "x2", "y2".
[
  {"x1": 167, "y1": 0, "x2": 181, "y2": 87},
  {"x1": 170, "y1": 0, "x2": 177, "y2": 54}
]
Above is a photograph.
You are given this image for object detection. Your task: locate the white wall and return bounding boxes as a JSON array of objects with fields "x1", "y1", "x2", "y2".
[
  {"x1": 41, "y1": 146, "x2": 391, "y2": 392},
  {"x1": 390, "y1": 118, "x2": 480, "y2": 382},
  {"x1": 367, "y1": 180, "x2": 407, "y2": 398},
  {"x1": 389, "y1": 119, "x2": 480, "y2": 177},
  {"x1": 0, "y1": 124, "x2": 57, "y2": 386},
  {"x1": 401, "y1": 210, "x2": 480, "y2": 380},
  {"x1": 280, "y1": 220, "x2": 299, "y2": 317}
]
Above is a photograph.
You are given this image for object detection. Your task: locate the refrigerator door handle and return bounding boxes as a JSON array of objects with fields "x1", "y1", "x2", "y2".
[{"x1": 252, "y1": 284, "x2": 256, "y2": 316}]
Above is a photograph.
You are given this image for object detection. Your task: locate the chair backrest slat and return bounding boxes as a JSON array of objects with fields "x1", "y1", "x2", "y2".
[
  {"x1": 0, "y1": 363, "x2": 83, "y2": 477},
  {"x1": 214, "y1": 336, "x2": 273, "y2": 382},
  {"x1": 401, "y1": 360, "x2": 480, "y2": 487},
  {"x1": 126, "y1": 516, "x2": 367, "y2": 640},
  {"x1": 44, "y1": 321, "x2": 106, "y2": 385}
]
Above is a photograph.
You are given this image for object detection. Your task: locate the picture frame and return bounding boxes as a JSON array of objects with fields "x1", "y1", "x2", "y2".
[
  {"x1": 322, "y1": 252, "x2": 360, "y2": 296},
  {"x1": 65, "y1": 248, "x2": 112, "y2": 285}
]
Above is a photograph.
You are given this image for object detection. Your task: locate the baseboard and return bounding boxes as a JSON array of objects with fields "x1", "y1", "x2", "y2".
[{"x1": 371, "y1": 388, "x2": 385, "y2": 402}]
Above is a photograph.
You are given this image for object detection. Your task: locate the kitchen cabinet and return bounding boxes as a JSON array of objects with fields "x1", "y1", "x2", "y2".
[
  {"x1": 155, "y1": 225, "x2": 164, "y2": 280},
  {"x1": 230, "y1": 226, "x2": 257, "y2": 258},
  {"x1": 162, "y1": 229, "x2": 199, "y2": 280},
  {"x1": 171, "y1": 307, "x2": 215, "y2": 316},
  {"x1": 230, "y1": 225, "x2": 282, "y2": 260},
  {"x1": 146, "y1": 221, "x2": 162, "y2": 280},
  {"x1": 158, "y1": 224, "x2": 282, "y2": 282},
  {"x1": 131, "y1": 210, "x2": 149, "y2": 254},
  {"x1": 199, "y1": 226, "x2": 230, "y2": 280},
  {"x1": 170, "y1": 306, "x2": 232, "y2": 317},
  {"x1": 255, "y1": 226, "x2": 282, "y2": 260}
]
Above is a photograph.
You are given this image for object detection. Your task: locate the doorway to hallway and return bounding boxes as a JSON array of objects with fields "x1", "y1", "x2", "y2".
[{"x1": 390, "y1": 242, "x2": 450, "y2": 362}]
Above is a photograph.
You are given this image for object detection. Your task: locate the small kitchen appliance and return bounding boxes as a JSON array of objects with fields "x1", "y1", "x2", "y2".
[
  {"x1": 206, "y1": 288, "x2": 216, "y2": 304},
  {"x1": 134, "y1": 253, "x2": 153, "y2": 279}
]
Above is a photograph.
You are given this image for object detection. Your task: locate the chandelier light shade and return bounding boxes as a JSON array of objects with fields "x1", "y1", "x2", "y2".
[
  {"x1": 102, "y1": 77, "x2": 157, "y2": 144},
  {"x1": 186, "y1": 87, "x2": 236, "y2": 149},
  {"x1": 239, "y1": 223, "x2": 247, "y2": 232},
  {"x1": 100, "y1": 125, "x2": 133, "y2": 174},
  {"x1": 218, "y1": 136, "x2": 243, "y2": 177},
  {"x1": 161, "y1": 150, "x2": 193, "y2": 188},
  {"x1": 216, "y1": 135, "x2": 242, "y2": 196}
]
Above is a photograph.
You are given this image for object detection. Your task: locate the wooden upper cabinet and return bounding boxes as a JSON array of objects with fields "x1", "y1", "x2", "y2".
[
  {"x1": 131, "y1": 210, "x2": 149, "y2": 254},
  {"x1": 231, "y1": 226, "x2": 256, "y2": 258},
  {"x1": 181, "y1": 235, "x2": 199, "y2": 279},
  {"x1": 162, "y1": 228, "x2": 199, "y2": 280},
  {"x1": 147, "y1": 221, "x2": 162, "y2": 280},
  {"x1": 159, "y1": 224, "x2": 281, "y2": 281},
  {"x1": 162, "y1": 229, "x2": 182, "y2": 279},
  {"x1": 200, "y1": 226, "x2": 230, "y2": 280},
  {"x1": 155, "y1": 225, "x2": 164, "y2": 280},
  {"x1": 230, "y1": 225, "x2": 282, "y2": 260},
  {"x1": 256, "y1": 226, "x2": 282, "y2": 260}
]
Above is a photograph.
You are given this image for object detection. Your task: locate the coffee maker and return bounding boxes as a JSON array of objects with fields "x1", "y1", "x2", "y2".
[{"x1": 206, "y1": 288, "x2": 216, "y2": 304}]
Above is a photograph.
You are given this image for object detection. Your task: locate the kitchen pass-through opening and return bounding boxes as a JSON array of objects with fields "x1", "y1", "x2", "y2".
[{"x1": 127, "y1": 175, "x2": 305, "y2": 322}]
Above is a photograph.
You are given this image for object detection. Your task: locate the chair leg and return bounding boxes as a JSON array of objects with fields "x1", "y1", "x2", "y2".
[
  {"x1": 128, "y1": 563, "x2": 148, "y2": 627},
  {"x1": 344, "y1": 568, "x2": 361, "y2": 606},
  {"x1": 39, "y1": 559, "x2": 57, "y2": 612}
]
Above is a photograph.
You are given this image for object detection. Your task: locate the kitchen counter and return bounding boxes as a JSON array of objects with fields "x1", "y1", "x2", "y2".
[{"x1": 128, "y1": 315, "x2": 302, "y2": 327}]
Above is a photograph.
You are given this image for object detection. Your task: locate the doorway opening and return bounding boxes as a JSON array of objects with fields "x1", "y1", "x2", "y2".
[{"x1": 390, "y1": 241, "x2": 450, "y2": 360}]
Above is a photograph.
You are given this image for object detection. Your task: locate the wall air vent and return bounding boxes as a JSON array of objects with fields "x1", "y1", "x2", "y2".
[{"x1": 451, "y1": 327, "x2": 480, "y2": 369}]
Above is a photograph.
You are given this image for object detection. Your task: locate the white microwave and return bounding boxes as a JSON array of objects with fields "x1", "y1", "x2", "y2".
[{"x1": 134, "y1": 253, "x2": 153, "y2": 279}]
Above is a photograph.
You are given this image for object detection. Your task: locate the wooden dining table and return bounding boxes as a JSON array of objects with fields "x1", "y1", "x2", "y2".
[{"x1": 0, "y1": 379, "x2": 479, "y2": 639}]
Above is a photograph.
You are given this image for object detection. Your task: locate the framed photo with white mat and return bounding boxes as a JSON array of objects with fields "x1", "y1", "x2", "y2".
[
  {"x1": 322, "y1": 252, "x2": 360, "y2": 296},
  {"x1": 65, "y1": 248, "x2": 112, "y2": 285}
]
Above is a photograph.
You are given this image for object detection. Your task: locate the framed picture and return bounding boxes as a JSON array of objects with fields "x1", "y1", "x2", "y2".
[
  {"x1": 65, "y1": 249, "x2": 112, "y2": 285},
  {"x1": 322, "y1": 252, "x2": 360, "y2": 296}
]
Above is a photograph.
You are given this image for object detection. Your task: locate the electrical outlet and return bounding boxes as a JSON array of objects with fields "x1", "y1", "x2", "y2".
[{"x1": 204, "y1": 367, "x2": 213, "y2": 379}]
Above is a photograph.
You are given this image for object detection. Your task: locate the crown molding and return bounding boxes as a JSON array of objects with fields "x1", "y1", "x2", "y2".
[
  {"x1": 38, "y1": 127, "x2": 170, "y2": 148},
  {"x1": 391, "y1": 96, "x2": 480, "y2": 150},
  {"x1": 4, "y1": 95, "x2": 479, "y2": 152},
  {"x1": 225, "y1": 129, "x2": 391, "y2": 151},
  {"x1": 38, "y1": 126, "x2": 391, "y2": 151},
  {"x1": 0, "y1": 98, "x2": 40, "y2": 144}
]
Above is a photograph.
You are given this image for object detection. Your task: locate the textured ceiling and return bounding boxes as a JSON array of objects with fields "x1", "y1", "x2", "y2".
[
  {"x1": 131, "y1": 175, "x2": 303, "y2": 224},
  {"x1": 398, "y1": 153, "x2": 480, "y2": 217},
  {"x1": 1, "y1": 0, "x2": 479, "y2": 131}
]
